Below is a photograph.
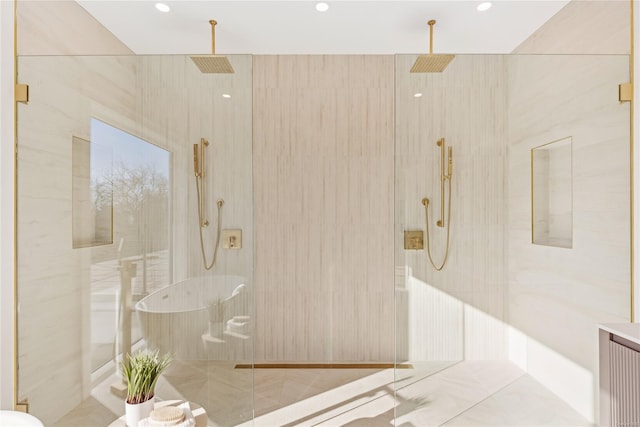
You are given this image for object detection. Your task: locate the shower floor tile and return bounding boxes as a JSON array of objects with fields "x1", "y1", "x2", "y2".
[
  {"x1": 56, "y1": 360, "x2": 593, "y2": 427},
  {"x1": 248, "y1": 361, "x2": 592, "y2": 427},
  {"x1": 441, "y1": 374, "x2": 594, "y2": 427}
]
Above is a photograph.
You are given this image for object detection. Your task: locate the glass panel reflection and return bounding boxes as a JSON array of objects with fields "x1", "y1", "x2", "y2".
[{"x1": 17, "y1": 55, "x2": 253, "y2": 427}]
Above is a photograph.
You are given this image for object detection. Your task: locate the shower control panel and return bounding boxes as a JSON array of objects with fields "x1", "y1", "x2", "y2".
[
  {"x1": 404, "y1": 230, "x2": 424, "y2": 250},
  {"x1": 223, "y1": 229, "x2": 242, "y2": 249}
]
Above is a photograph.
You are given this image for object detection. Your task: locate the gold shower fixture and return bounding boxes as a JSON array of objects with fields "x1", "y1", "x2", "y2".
[
  {"x1": 410, "y1": 20, "x2": 455, "y2": 73},
  {"x1": 191, "y1": 20, "x2": 235, "y2": 74},
  {"x1": 193, "y1": 138, "x2": 225, "y2": 270},
  {"x1": 193, "y1": 138, "x2": 209, "y2": 226},
  {"x1": 436, "y1": 138, "x2": 452, "y2": 227},
  {"x1": 422, "y1": 137, "x2": 454, "y2": 271}
]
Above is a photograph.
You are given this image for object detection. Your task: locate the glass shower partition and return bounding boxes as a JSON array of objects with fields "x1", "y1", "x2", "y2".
[
  {"x1": 394, "y1": 54, "x2": 491, "y2": 417},
  {"x1": 16, "y1": 54, "x2": 254, "y2": 427},
  {"x1": 394, "y1": 52, "x2": 631, "y2": 424}
]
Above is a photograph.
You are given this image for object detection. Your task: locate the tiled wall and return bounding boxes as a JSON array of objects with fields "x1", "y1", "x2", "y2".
[
  {"x1": 17, "y1": 56, "x2": 139, "y2": 425},
  {"x1": 513, "y1": 0, "x2": 630, "y2": 55},
  {"x1": 395, "y1": 55, "x2": 509, "y2": 362},
  {"x1": 507, "y1": 54, "x2": 631, "y2": 421},
  {"x1": 16, "y1": 54, "x2": 254, "y2": 424},
  {"x1": 253, "y1": 55, "x2": 395, "y2": 362},
  {"x1": 13, "y1": 3, "x2": 634, "y2": 425},
  {"x1": 14, "y1": 3, "x2": 134, "y2": 422},
  {"x1": 17, "y1": 1, "x2": 133, "y2": 55},
  {"x1": 507, "y1": 1, "x2": 632, "y2": 421},
  {"x1": 137, "y1": 56, "x2": 254, "y2": 283}
]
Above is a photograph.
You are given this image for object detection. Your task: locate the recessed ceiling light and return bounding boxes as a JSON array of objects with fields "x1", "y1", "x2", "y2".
[
  {"x1": 414, "y1": 93, "x2": 423, "y2": 98},
  {"x1": 155, "y1": 2, "x2": 170, "y2": 12},
  {"x1": 316, "y1": 2, "x2": 329, "y2": 12},
  {"x1": 222, "y1": 94, "x2": 231, "y2": 99},
  {"x1": 477, "y1": 2, "x2": 492, "y2": 12}
]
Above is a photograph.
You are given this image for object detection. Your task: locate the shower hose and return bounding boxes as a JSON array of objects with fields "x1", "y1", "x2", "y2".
[
  {"x1": 423, "y1": 177, "x2": 452, "y2": 271},
  {"x1": 195, "y1": 177, "x2": 223, "y2": 270}
]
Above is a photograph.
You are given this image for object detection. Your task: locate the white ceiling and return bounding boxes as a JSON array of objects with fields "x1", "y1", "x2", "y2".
[{"x1": 76, "y1": 0, "x2": 570, "y2": 55}]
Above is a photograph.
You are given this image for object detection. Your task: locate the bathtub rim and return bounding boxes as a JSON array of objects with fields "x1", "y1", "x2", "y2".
[{"x1": 134, "y1": 275, "x2": 247, "y2": 315}]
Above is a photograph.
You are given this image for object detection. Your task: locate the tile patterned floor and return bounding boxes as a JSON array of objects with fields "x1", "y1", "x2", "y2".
[{"x1": 52, "y1": 361, "x2": 594, "y2": 427}]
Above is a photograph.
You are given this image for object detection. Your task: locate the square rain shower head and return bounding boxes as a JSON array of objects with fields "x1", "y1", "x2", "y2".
[
  {"x1": 190, "y1": 55, "x2": 235, "y2": 74},
  {"x1": 410, "y1": 54, "x2": 455, "y2": 73}
]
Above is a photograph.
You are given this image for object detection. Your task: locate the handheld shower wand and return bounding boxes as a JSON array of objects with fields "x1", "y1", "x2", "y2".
[
  {"x1": 194, "y1": 139, "x2": 210, "y2": 227},
  {"x1": 193, "y1": 144, "x2": 200, "y2": 177},
  {"x1": 436, "y1": 138, "x2": 448, "y2": 227},
  {"x1": 193, "y1": 138, "x2": 224, "y2": 270},
  {"x1": 422, "y1": 137, "x2": 454, "y2": 271}
]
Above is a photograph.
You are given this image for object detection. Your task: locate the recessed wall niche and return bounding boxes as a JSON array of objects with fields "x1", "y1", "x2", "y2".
[
  {"x1": 531, "y1": 136, "x2": 573, "y2": 248},
  {"x1": 72, "y1": 135, "x2": 113, "y2": 248}
]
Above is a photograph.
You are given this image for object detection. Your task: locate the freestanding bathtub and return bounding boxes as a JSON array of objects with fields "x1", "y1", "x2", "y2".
[{"x1": 135, "y1": 275, "x2": 249, "y2": 360}]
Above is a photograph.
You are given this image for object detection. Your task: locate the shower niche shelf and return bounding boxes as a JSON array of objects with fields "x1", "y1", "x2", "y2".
[
  {"x1": 72, "y1": 135, "x2": 113, "y2": 248},
  {"x1": 531, "y1": 136, "x2": 573, "y2": 249}
]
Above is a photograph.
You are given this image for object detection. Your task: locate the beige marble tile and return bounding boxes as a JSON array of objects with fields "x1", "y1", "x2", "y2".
[
  {"x1": 253, "y1": 55, "x2": 395, "y2": 363},
  {"x1": 507, "y1": 54, "x2": 631, "y2": 421},
  {"x1": 393, "y1": 361, "x2": 525, "y2": 427},
  {"x1": 18, "y1": 1, "x2": 134, "y2": 55},
  {"x1": 253, "y1": 368, "x2": 395, "y2": 427},
  {"x1": 513, "y1": 1, "x2": 630, "y2": 55},
  {"x1": 442, "y1": 375, "x2": 593, "y2": 426},
  {"x1": 52, "y1": 396, "x2": 119, "y2": 427},
  {"x1": 16, "y1": 54, "x2": 254, "y2": 425},
  {"x1": 17, "y1": 55, "x2": 139, "y2": 425},
  {"x1": 50, "y1": 360, "x2": 593, "y2": 427},
  {"x1": 395, "y1": 54, "x2": 509, "y2": 362}
]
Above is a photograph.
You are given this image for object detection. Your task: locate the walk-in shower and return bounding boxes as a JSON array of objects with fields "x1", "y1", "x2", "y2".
[{"x1": 14, "y1": 50, "x2": 631, "y2": 427}]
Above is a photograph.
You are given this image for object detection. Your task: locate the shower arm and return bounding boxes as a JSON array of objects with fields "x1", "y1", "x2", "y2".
[
  {"x1": 210, "y1": 20, "x2": 217, "y2": 55},
  {"x1": 428, "y1": 19, "x2": 435, "y2": 54}
]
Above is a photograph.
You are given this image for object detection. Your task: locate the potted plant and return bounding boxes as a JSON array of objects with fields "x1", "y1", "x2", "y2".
[{"x1": 121, "y1": 349, "x2": 172, "y2": 427}]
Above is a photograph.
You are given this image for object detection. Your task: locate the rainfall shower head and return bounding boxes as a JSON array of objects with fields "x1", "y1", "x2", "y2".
[
  {"x1": 191, "y1": 20, "x2": 235, "y2": 74},
  {"x1": 411, "y1": 54, "x2": 455, "y2": 73},
  {"x1": 410, "y1": 20, "x2": 455, "y2": 73}
]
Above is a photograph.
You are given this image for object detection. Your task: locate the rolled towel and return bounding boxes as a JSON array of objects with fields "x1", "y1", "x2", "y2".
[
  {"x1": 149, "y1": 406, "x2": 184, "y2": 426},
  {"x1": 226, "y1": 316, "x2": 250, "y2": 334}
]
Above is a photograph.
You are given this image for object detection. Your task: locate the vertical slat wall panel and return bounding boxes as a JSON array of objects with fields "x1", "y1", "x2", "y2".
[
  {"x1": 253, "y1": 55, "x2": 395, "y2": 362},
  {"x1": 609, "y1": 340, "x2": 640, "y2": 425},
  {"x1": 395, "y1": 55, "x2": 509, "y2": 361}
]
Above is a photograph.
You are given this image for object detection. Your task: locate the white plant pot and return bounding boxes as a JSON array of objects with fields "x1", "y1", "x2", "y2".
[{"x1": 125, "y1": 396, "x2": 155, "y2": 427}]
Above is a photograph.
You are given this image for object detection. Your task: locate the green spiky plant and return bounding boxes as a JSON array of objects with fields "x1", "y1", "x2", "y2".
[{"x1": 121, "y1": 349, "x2": 172, "y2": 404}]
